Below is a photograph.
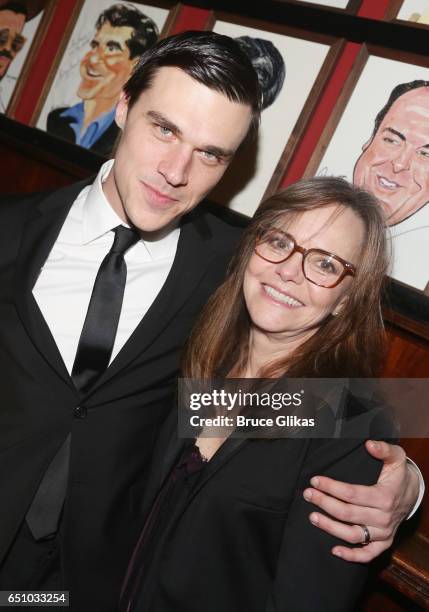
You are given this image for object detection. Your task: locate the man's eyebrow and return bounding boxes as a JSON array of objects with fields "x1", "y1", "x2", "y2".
[
  {"x1": 383, "y1": 127, "x2": 406, "y2": 142},
  {"x1": 383, "y1": 127, "x2": 429, "y2": 149},
  {"x1": 147, "y1": 111, "x2": 182, "y2": 136},
  {"x1": 106, "y1": 39, "x2": 123, "y2": 50},
  {"x1": 200, "y1": 144, "x2": 234, "y2": 160}
]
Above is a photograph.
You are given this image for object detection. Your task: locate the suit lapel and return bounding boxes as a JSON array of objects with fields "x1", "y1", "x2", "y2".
[
  {"x1": 150, "y1": 414, "x2": 249, "y2": 515},
  {"x1": 160, "y1": 437, "x2": 249, "y2": 497},
  {"x1": 141, "y1": 406, "x2": 250, "y2": 521},
  {"x1": 14, "y1": 180, "x2": 92, "y2": 386},
  {"x1": 86, "y1": 208, "x2": 219, "y2": 394},
  {"x1": 187, "y1": 437, "x2": 249, "y2": 502},
  {"x1": 168, "y1": 437, "x2": 249, "y2": 527}
]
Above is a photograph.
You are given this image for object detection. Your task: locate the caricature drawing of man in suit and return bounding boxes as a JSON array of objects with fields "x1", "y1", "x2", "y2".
[{"x1": 47, "y1": 3, "x2": 158, "y2": 156}]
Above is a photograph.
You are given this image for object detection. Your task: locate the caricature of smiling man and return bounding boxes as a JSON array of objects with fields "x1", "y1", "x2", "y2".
[{"x1": 353, "y1": 81, "x2": 429, "y2": 226}]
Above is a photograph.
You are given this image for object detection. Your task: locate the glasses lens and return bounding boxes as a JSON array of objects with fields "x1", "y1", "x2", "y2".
[
  {"x1": 256, "y1": 230, "x2": 294, "y2": 262},
  {"x1": 304, "y1": 251, "x2": 344, "y2": 287}
]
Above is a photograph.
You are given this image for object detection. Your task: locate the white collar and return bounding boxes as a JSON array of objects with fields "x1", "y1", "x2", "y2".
[{"x1": 83, "y1": 159, "x2": 126, "y2": 244}]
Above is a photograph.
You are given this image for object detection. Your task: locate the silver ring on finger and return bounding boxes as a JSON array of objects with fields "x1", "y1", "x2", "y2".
[{"x1": 360, "y1": 524, "x2": 371, "y2": 546}]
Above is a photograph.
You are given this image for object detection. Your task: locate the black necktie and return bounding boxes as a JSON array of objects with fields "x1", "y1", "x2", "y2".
[
  {"x1": 71, "y1": 225, "x2": 140, "y2": 394},
  {"x1": 26, "y1": 225, "x2": 140, "y2": 540}
]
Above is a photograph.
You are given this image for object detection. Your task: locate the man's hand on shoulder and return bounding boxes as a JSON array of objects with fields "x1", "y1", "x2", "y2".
[{"x1": 302, "y1": 440, "x2": 421, "y2": 563}]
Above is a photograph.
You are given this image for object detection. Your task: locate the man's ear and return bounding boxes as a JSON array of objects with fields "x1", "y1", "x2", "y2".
[{"x1": 115, "y1": 92, "x2": 129, "y2": 129}]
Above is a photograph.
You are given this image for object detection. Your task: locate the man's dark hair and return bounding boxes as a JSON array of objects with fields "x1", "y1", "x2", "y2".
[
  {"x1": 1, "y1": 2, "x2": 27, "y2": 17},
  {"x1": 123, "y1": 30, "x2": 262, "y2": 138},
  {"x1": 235, "y1": 36, "x2": 285, "y2": 110},
  {"x1": 372, "y1": 79, "x2": 429, "y2": 138},
  {"x1": 96, "y1": 3, "x2": 159, "y2": 60}
]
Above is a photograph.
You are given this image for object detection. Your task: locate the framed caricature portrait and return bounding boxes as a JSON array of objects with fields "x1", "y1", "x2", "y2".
[
  {"x1": 304, "y1": 45, "x2": 429, "y2": 332},
  {"x1": 0, "y1": 0, "x2": 54, "y2": 115},
  {"x1": 385, "y1": 0, "x2": 429, "y2": 24},
  {"x1": 32, "y1": 0, "x2": 177, "y2": 156},
  {"x1": 208, "y1": 13, "x2": 343, "y2": 217}
]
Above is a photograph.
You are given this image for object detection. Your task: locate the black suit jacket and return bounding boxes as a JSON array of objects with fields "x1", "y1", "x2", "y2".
[
  {"x1": 0, "y1": 180, "x2": 243, "y2": 611},
  {"x1": 134, "y1": 405, "x2": 385, "y2": 612},
  {"x1": 47, "y1": 107, "x2": 119, "y2": 156}
]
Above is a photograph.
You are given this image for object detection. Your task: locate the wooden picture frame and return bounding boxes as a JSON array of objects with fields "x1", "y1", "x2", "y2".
[
  {"x1": 30, "y1": 0, "x2": 179, "y2": 155},
  {"x1": 206, "y1": 11, "x2": 343, "y2": 217},
  {"x1": 0, "y1": 0, "x2": 56, "y2": 117},
  {"x1": 278, "y1": 0, "x2": 361, "y2": 14},
  {"x1": 304, "y1": 44, "x2": 429, "y2": 336}
]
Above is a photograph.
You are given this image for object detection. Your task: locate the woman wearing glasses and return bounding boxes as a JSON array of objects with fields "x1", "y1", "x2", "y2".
[{"x1": 121, "y1": 176, "x2": 390, "y2": 612}]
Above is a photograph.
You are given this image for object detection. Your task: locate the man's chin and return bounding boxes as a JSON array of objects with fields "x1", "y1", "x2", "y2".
[
  {"x1": 130, "y1": 204, "x2": 184, "y2": 234},
  {"x1": 134, "y1": 215, "x2": 177, "y2": 234},
  {"x1": 373, "y1": 185, "x2": 426, "y2": 225}
]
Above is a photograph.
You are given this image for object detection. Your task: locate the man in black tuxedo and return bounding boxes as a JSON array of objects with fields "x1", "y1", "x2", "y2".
[{"x1": 0, "y1": 31, "x2": 423, "y2": 611}]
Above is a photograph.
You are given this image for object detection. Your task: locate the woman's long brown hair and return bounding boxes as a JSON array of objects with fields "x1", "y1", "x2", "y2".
[{"x1": 182, "y1": 177, "x2": 389, "y2": 379}]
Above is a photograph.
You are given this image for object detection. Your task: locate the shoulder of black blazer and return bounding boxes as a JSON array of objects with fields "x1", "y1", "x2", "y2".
[
  {"x1": 0, "y1": 178, "x2": 94, "y2": 257},
  {"x1": 181, "y1": 199, "x2": 248, "y2": 252}
]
